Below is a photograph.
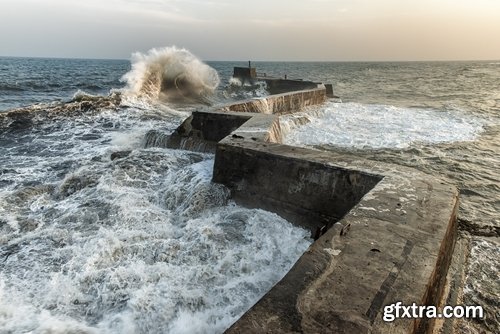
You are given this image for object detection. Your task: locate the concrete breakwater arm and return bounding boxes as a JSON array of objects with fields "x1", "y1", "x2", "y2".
[{"x1": 162, "y1": 86, "x2": 459, "y2": 333}]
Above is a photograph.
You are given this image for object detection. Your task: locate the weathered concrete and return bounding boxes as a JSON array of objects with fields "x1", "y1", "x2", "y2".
[
  {"x1": 163, "y1": 86, "x2": 459, "y2": 334},
  {"x1": 435, "y1": 236, "x2": 471, "y2": 334},
  {"x1": 165, "y1": 87, "x2": 327, "y2": 153},
  {"x1": 164, "y1": 112, "x2": 252, "y2": 153},
  {"x1": 325, "y1": 83, "x2": 339, "y2": 98},
  {"x1": 260, "y1": 78, "x2": 320, "y2": 95},
  {"x1": 233, "y1": 66, "x2": 257, "y2": 83},
  {"x1": 218, "y1": 87, "x2": 326, "y2": 114},
  {"x1": 216, "y1": 116, "x2": 458, "y2": 334},
  {"x1": 232, "y1": 65, "x2": 323, "y2": 94},
  {"x1": 213, "y1": 139, "x2": 382, "y2": 236}
]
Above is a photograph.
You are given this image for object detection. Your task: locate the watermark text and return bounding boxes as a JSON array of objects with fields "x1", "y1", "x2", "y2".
[{"x1": 383, "y1": 302, "x2": 483, "y2": 322}]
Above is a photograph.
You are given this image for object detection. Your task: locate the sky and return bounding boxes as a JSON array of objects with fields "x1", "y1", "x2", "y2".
[{"x1": 0, "y1": 0, "x2": 499, "y2": 61}]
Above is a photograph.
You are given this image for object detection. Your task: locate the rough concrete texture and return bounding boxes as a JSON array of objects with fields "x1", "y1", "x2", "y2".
[
  {"x1": 217, "y1": 116, "x2": 458, "y2": 334},
  {"x1": 164, "y1": 87, "x2": 326, "y2": 153},
  {"x1": 435, "y1": 236, "x2": 471, "y2": 334},
  {"x1": 232, "y1": 66, "x2": 320, "y2": 94},
  {"x1": 213, "y1": 140, "x2": 382, "y2": 235},
  {"x1": 164, "y1": 87, "x2": 459, "y2": 333},
  {"x1": 165, "y1": 112, "x2": 252, "y2": 153},
  {"x1": 233, "y1": 66, "x2": 257, "y2": 82},
  {"x1": 218, "y1": 87, "x2": 326, "y2": 114},
  {"x1": 260, "y1": 78, "x2": 320, "y2": 95}
]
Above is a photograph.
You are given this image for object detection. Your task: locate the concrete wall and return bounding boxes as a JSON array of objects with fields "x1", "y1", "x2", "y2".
[
  {"x1": 233, "y1": 66, "x2": 256, "y2": 82},
  {"x1": 261, "y1": 78, "x2": 319, "y2": 94},
  {"x1": 218, "y1": 87, "x2": 326, "y2": 114},
  {"x1": 217, "y1": 126, "x2": 458, "y2": 334},
  {"x1": 164, "y1": 112, "x2": 252, "y2": 153},
  {"x1": 214, "y1": 141, "x2": 382, "y2": 235},
  {"x1": 165, "y1": 87, "x2": 327, "y2": 153},
  {"x1": 160, "y1": 85, "x2": 459, "y2": 333}
]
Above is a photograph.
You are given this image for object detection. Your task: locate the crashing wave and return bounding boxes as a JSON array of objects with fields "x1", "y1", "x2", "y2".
[
  {"x1": 121, "y1": 46, "x2": 220, "y2": 105},
  {"x1": 222, "y1": 78, "x2": 268, "y2": 100}
]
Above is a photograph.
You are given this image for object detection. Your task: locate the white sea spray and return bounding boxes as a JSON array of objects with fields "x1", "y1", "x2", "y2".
[{"x1": 282, "y1": 101, "x2": 486, "y2": 149}]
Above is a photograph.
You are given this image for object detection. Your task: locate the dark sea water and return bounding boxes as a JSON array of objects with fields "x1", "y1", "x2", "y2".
[
  {"x1": 0, "y1": 52, "x2": 498, "y2": 333},
  {"x1": 0, "y1": 57, "x2": 129, "y2": 111}
]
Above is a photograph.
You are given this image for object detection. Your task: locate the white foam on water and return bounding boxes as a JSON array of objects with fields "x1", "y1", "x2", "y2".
[
  {"x1": 0, "y1": 106, "x2": 311, "y2": 333},
  {"x1": 282, "y1": 102, "x2": 485, "y2": 149},
  {"x1": 224, "y1": 79, "x2": 268, "y2": 100},
  {"x1": 228, "y1": 77, "x2": 242, "y2": 87}
]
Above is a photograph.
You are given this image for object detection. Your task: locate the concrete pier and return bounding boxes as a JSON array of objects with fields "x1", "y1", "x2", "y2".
[
  {"x1": 232, "y1": 65, "x2": 325, "y2": 94},
  {"x1": 219, "y1": 86, "x2": 326, "y2": 114},
  {"x1": 162, "y1": 84, "x2": 458, "y2": 333}
]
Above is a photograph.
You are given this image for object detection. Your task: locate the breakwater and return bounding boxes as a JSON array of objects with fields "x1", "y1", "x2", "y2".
[{"x1": 162, "y1": 80, "x2": 459, "y2": 333}]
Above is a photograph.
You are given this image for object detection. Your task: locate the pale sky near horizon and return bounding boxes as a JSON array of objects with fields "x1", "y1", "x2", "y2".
[{"x1": 1, "y1": 0, "x2": 499, "y2": 61}]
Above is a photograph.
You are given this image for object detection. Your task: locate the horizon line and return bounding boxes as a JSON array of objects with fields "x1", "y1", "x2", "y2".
[{"x1": 1, "y1": 55, "x2": 499, "y2": 63}]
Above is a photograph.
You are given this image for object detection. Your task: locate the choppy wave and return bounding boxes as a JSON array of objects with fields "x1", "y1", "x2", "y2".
[
  {"x1": 121, "y1": 47, "x2": 220, "y2": 105},
  {"x1": 282, "y1": 102, "x2": 486, "y2": 149},
  {"x1": 0, "y1": 84, "x2": 25, "y2": 92},
  {"x1": 0, "y1": 99, "x2": 311, "y2": 333},
  {"x1": 0, "y1": 150, "x2": 310, "y2": 333},
  {"x1": 0, "y1": 154, "x2": 310, "y2": 333},
  {"x1": 222, "y1": 78, "x2": 268, "y2": 100},
  {"x1": 0, "y1": 58, "x2": 498, "y2": 333}
]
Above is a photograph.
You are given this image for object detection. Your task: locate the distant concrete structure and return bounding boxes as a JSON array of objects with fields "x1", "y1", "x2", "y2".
[
  {"x1": 233, "y1": 66, "x2": 257, "y2": 84},
  {"x1": 232, "y1": 65, "x2": 336, "y2": 96},
  {"x1": 325, "y1": 83, "x2": 338, "y2": 98},
  {"x1": 261, "y1": 77, "x2": 319, "y2": 94}
]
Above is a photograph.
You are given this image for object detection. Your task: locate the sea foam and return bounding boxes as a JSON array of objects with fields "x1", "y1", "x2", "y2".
[
  {"x1": 0, "y1": 106, "x2": 311, "y2": 333},
  {"x1": 282, "y1": 102, "x2": 485, "y2": 149}
]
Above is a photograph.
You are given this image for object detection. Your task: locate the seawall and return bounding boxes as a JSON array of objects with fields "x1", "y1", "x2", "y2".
[
  {"x1": 160, "y1": 85, "x2": 459, "y2": 333},
  {"x1": 218, "y1": 86, "x2": 326, "y2": 114}
]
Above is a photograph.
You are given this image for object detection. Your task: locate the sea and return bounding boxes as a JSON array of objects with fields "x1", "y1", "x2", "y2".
[{"x1": 0, "y1": 48, "x2": 498, "y2": 333}]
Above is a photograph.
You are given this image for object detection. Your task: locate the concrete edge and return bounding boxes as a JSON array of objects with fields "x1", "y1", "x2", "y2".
[
  {"x1": 161, "y1": 87, "x2": 459, "y2": 334},
  {"x1": 216, "y1": 86, "x2": 326, "y2": 114},
  {"x1": 219, "y1": 137, "x2": 459, "y2": 334}
]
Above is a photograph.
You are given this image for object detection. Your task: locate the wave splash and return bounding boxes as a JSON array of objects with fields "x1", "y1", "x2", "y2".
[
  {"x1": 282, "y1": 102, "x2": 485, "y2": 150},
  {"x1": 121, "y1": 46, "x2": 220, "y2": 104}
]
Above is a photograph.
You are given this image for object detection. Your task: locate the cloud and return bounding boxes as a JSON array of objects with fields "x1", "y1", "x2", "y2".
[{"x1": 1, "y1": 0, "x2": 499, "y2": 60}]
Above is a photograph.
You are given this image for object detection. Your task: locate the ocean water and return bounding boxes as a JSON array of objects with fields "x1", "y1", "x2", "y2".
[
  {"x1": 0, "y1": 57, "x2": 129, "y2": 111},
  {"x1": 1, "y1": 50, "x2": 499, "y2": 333}
]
